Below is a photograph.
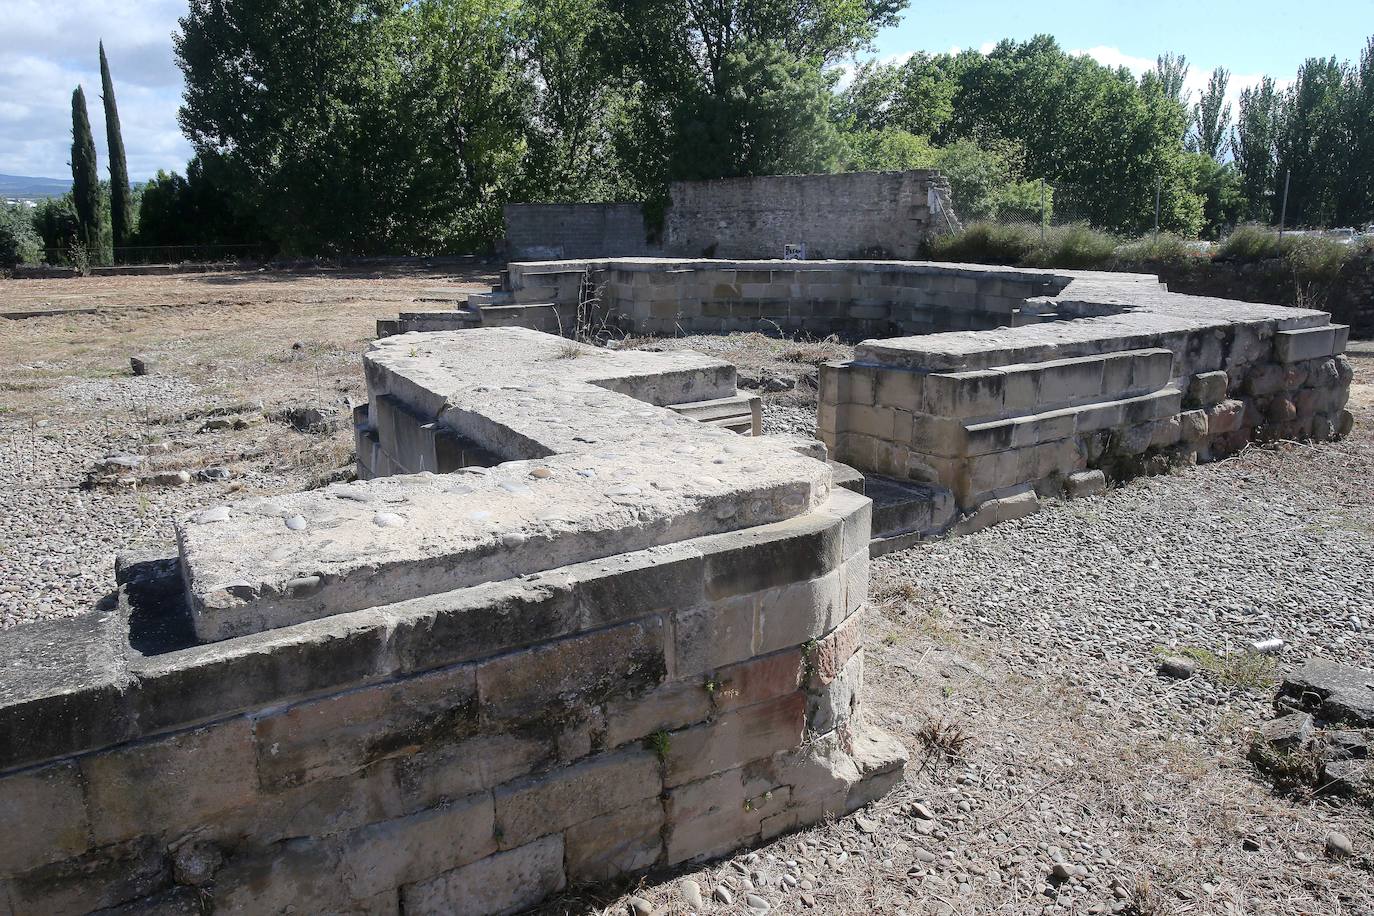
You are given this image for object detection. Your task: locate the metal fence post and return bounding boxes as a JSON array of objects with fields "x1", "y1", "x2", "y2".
[
  {"x1": 1154, "y1": 179, "x2": 1161, "y2": 240},
  {"x1": 1039, "y1": 180, "x2": 1047, "y2": 243},
  {"x1": 1278, "y1": 170, "x2": 1291, "y2": 240}
]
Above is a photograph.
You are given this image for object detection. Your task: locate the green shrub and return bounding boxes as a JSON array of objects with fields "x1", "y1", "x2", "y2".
[
  {"x1": 1113, "y1": 233, "x2": 1193, "y2": 264},
  {"x1": 1216, "y1": 224, "x2": 1281, "y2": 262},
  {"x1": 1021, "y1": 223, "x2": 1118, "y2": 269},
  {"x1": 929, "y1": 221, "x2": 1039, "y2": 265},
  {"x1": 1217, "y1": 224, "x2": 1354, "y2": 285}
]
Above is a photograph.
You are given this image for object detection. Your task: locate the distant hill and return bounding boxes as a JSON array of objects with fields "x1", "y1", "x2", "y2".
[{"x1": 1, "y1": 174, "x2": 72, "y2": 200}]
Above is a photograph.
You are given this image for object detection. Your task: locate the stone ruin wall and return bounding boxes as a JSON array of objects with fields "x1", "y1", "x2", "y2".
[
  {"x1": 0, "y1": 329, "x2": 905, "y2": 915},
  {"x1": 500, "y1": 169, "x2": 958, "y2": 262},
  {"x1": 465, "y1": 258, "x2": 1355, "y2": 535}
]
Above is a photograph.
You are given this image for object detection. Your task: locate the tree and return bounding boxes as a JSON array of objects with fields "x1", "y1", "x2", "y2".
[
  {"x1": 100, "y1": 42, "x2": 134, "y2": 251},
  {"x1": 1152, "y1": 53, "x2": 1190, "y2": 107},
  {"x1": 0, "y1": 202, "x2": 42, "y2": 268},
  {"x1": 668, "y1": 42, "x2": 842, "y2": 180},
  {"x1": 69, "y1": 86, "x2": 101, "y2": 250},
  {"x1": 1276, "y1": 56, "x2": 1347, "y2": 226},
  {"x1": 1232, "y1": 77, "x2": 1281, "y2": 222},
  {"x1": 1190, "y1": 67, "x2": 1231, "y2": 160}
]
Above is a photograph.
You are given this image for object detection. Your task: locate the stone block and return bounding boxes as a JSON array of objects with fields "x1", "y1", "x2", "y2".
[
  {"x1": 389, "y1": 732, "x2": 552, "y2": 815},
  {"x1": 674, "y1": 595, "x2": 756, "y2": 677},
  {"x1": 476, "y1": 617, "x2": 665, "y2": 723},
  {"x1": 1205, "y1": 399, "x2": 1245, "y2": 435},
  {"x1": 83, "y1": 719, "x2": 257, "y2": 845},
  {"x1": 571, "y1": 545, "x2": 705, "y2": 630},
  {"x1": 564, "y1": 797, "x2": 664, "y2": 883},
  {"x1": 1188, "y1": 370, "x2": 1229, "y2": 406},
  {"x1": 400, "y1": 835, "x2": 565, "y2": 916},
  {"x1": 493, "y1": 749, "x2": 661, "y2": 849},
  {"x1": 712, "y1": 648, "x2": 803, "y2": 713},
  {"x1": 809, "y1": 648, "x2": 863, "y2": 733},
  {"x1": 953, "y1": 488, "x2": 1040, "y2": 535},
  {"x1": 0, "y1": 836, "x2": 170, "y2": 916},
  {"x1": 664, "y1": 692, "x2": 807, "y2": 787},
  {"x1": 664, "y1": 767, "x2": 786, "y2": 865},
  {"x1": 700, "y1": 511, "x2": 842, "y2": 601},
  {"x1": 755, "y1": 570, "x2": 843, "y2": 655},
  {"x1": 0, "y1": 761, "x2": 89, "y2": 876},
  {"x1": 338, "y1": 792, "x2": 496, "y2": 898},
  {"x1": 255, "y1": 664, "x2": 477, "y2": 791},
  {"x1": 1179, "y1": 409, "x2": 1208, "y2": 442},
  {"x1": 602, "y1": 680, "x2": 713, "y2": 748},
  {"x1": 1273, "y1": 325, "x2": 1347, "y2": 363},
  {"x1": 1064, "y1": 469, "x2": 1107, "y2": 499},
  {"x1": 388, "y1": 578, "x2": 580, "y2": 676}
]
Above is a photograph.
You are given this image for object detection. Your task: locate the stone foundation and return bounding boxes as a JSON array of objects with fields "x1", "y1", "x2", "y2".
[
  {"x1": 382, "y1": 259, "x2": 1352, "y2": 537},
  {"x1": 1, "y1": 327, "x2": 905, "y2": 915}
]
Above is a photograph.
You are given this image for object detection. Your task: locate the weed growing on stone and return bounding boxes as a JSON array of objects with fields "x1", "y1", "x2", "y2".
[
  {"x1": 647, "y1": 730, "x2": 671, "y2": 761},
  {"x1": 1155, "y1": 645, "x2": 1278, "y2": 691}
]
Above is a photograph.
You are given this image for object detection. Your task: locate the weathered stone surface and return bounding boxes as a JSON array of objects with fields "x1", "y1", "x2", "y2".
[
  {"x1": 0, "y1": 761, "x2": 89, "y2": 875},
  {"x1": 1258, "y1": 712, "x2": 1313, "y2": 749},
  {"x1": 493, "y1": 749, "x2": 661, "y2": 849},
  {"x1": 665, "y1": 692, "x2": 806, "y2": 787},
  {"x1": 713, "y1": 648, "x2": 803, "y2": 713},
  {"x1": 476, "y1": 617, "x2": 664, "y2": 723},
  {"x1": 255, "y1": 664, "x2": 478, "y2": 790},
  {"x1": 1064, "y1": 469, "x2": 1107, "y2": 499},
  {"x1": 337, "y1": 792, "x2": 496, "y2": 898},
  {"x1": 1279, "y1": 659, "x2": 1374, "y2": 727},
  {"x1": 82, "y1": 719, "x2": 257, "y2": 845},
  {"x1": 602, "y1": 680, "x2": 713, "y2": 748},
  {"x1": 400, "y1": 834, "x2": 565, "y2": 916},
  {"x1": 564, "y1": 796, "x2": 664, "y2": 882},
  {"x1": 0, "y1": 836, "x2": 170, "y2": 916}
]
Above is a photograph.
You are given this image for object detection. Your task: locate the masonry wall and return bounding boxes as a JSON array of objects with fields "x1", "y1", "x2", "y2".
[
  {"x1": 504, "y1": 204, "x2": 660, "y2": 260},
  {"x1": 0, "y1": 491, "x2": 903, "y2": 915},
  {"x1": 820, "y1": 323, "x2": 1355, "y2": 523},
  {"x1": 505, "y1": 260, "x2": 1067, "y2": 340},
  {"x1": 665, "y1": 171, "x2": 958, "y2": 261}
]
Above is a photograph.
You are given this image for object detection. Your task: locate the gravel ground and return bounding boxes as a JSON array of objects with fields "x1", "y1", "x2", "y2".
[{"x1": 3, "y1": 274, "x2": 1372, "y2": 914}]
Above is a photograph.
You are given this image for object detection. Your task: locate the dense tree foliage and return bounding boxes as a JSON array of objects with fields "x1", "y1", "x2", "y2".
[{"x1": 12, "y1": 20, "x2": 1372, "y2": 265}]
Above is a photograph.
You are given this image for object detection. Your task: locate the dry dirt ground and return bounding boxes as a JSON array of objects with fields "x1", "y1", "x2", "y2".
[{"x1": 1, "y1": 268, "x2": 1371, "y2": 916}]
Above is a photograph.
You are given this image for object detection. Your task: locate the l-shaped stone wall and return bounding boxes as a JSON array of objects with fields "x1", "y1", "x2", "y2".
[
  {"x1": 420, "y1": 258, "x2": 1354, "y2": 535},
  {"x1": 0, "y1": 329, "x2": 904, "y2": 915}
]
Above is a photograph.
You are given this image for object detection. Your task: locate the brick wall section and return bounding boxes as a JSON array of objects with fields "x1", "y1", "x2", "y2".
[
  {"x1": 0, "y1": 491, "x2": 905, "y2": 915},
  {"x1": 665, "y1": 171, "x2": 958, "y2": 260}
]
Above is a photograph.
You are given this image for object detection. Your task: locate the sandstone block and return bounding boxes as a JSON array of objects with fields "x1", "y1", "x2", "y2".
[
  {"x1": 756, "y1": 570, "x2": 843, "y2": 655},
  {"x1": 493, "y1": 749, "x2": 661, "y2": 849},
  {"x1": 1064, "y1": 469, "x2": 1107, "y2": 499},
  {"x1": 564, "y1": 797, "x2": 664, "y2": 883},
  {"x1": 400, "y1": 835, "x2": 565, "y2": 916},
  {"x1": 809, "y1": 648, "x2": 863, "y2": 733},
  {"x1": 0, "y1": 761, "x2": 89, "y2": 875},
  {"x1": 1179, "y1": 409, "x2": 1208, "y2": 442},
  {"x1": 83, "y1": 719, "x2": 256, "y2": 845},
  {"x1": 701, "y1": 511, "x2": 842, "y2": 601},
  {"x1": 338, "y1": 792, "x2": 496, "y2": 898},
  {"x1": 0, "y1": 836, "x2": 170, "y2": 916},
  {"x1": 255, "y1": 664, "x2": 477, "y2": 791},
  {"x1": 602, "y1": 680, "x2": 713, "y2": 748},
  {"x1": 1204, "y1": 398, "x2": 1245, "y2": 435},
  {"x1": 477, "y1": 617, "x2": 664, "y2": 723},
  {"x1": 1188, "y1": 370, "x2": 1229, "y2": 406},
  {"x1": 674, "y1": 595, "x2": 756, "y2": 677},
  {"x1": 713, "y1": 649, "x2": 803, "y2": 713},
  {"x1": 665, "y1": 692, "x2": 806, "y2": 787},
  {"x1": 390, "y1": 732, "x2": 552, "y2": 815},
  {"x1": 665, "y1": 767, "x2": 786, "y2": 864}
]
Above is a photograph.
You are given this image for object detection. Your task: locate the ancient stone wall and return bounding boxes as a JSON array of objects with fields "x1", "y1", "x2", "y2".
[
  {"x1": 665, "y1": 171, "x2": 957, "y2": 261},
  {"x1": 504, "y1": 204, "x2": 660, "y2": 261},
  {"x1": 500, "y1": 171, "x2": 958, "y2": 262},
  {"x1": 0, "y1": 328, "x2": 904, "y2": 915}
]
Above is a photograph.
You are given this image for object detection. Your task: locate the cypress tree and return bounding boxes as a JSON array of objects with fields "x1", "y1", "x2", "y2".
[
  {"x1": 70, "y1": 86, "x2": 101, "y2": 250},
  {"x1": 100, "y1": 42, "x2": 133, "y2": 252}
]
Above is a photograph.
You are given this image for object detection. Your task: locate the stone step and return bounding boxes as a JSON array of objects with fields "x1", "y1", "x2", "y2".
[
  {"x1": 864, "y1": 474, "x2": 957, "y2": 545},
  {"x1": 465, "y1": 290, "x2": 514, "y2": 308},
  {"x1": 1273, "y1": 324, "x2": 1348, "y2": 363},
  {"x1": 960, "y1": 386, "x2": 1183, "y2": 456},
  {"x1": 477, "y1": 303, "x2": 563, "y2": 333},
  {"x1": 667, "y1": 394, "x2": 762, "y2": 436}
]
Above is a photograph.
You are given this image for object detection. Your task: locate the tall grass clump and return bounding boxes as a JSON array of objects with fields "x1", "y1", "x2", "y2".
[
  {"x1": 929, "y1": 221, "x2": 1039, "y2": 265},
  {"x1": 1021, "y1": 223, "x2": 1117, "y2": 269},
  {"x1": 1113, "y1": 232, "x2": 1193, "y2": 264}
]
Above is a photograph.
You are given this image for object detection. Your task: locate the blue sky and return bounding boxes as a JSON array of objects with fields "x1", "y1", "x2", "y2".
[{"x1": 1, "y1": 0, "x2": 1371, "y2": 181}]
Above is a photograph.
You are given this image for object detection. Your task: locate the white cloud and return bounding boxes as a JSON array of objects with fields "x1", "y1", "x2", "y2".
[{"x1": 0, "y1": 0, "x2": 191, "y2": 180}]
